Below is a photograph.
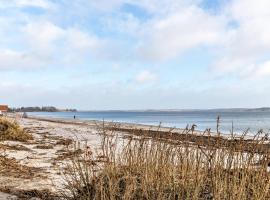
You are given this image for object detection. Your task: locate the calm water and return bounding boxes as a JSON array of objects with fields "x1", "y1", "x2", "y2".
[{"x1": 28, "y1": 111, "x2": 270, "y2": 134}]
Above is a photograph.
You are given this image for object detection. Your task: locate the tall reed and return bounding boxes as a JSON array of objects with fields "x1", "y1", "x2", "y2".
[{"x1": 62, "y1": 124, "x2": 270, "y2": 200}]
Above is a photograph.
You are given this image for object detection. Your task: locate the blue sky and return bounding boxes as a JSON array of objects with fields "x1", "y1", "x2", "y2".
[{"x1": 1, "y1": 0, "x2": 270, "y2": 110}]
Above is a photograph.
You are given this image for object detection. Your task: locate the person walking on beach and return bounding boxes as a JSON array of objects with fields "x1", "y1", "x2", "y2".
[{"x1": 74, "y1": 115, "x2": 76, "y2": 119}]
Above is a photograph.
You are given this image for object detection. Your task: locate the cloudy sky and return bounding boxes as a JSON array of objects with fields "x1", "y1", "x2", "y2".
[{"x1": 1, "y1": 0, "x2": 270, "y2": 110}]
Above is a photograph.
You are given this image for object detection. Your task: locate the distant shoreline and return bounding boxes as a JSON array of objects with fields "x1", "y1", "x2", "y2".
[
  {"x1": 7, "y1": 106, "x2": 270, "y2": 113},
  {"x1": 27, "y1": 107, "x2": 270, "y2": 112}
]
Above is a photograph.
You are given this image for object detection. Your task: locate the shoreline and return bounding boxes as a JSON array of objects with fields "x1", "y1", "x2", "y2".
[
  {"x1": 26, "y1": 115, "x2": 232, "y2": 137},
  {"x1": 21, "y1": 110, "x2": 270, "y2": 136},
  {"x1": 26, "y1": 116, "x2": 270, "y2": 154}
]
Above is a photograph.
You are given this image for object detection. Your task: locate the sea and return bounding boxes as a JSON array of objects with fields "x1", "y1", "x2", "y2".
[{"x1": 28, "y1": 110, "x2": 270, "y2": 135}]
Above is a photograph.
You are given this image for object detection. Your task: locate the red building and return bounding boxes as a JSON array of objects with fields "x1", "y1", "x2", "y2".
[{"x1": 0, "y1": 105, "x2": 8, "y2": 112}]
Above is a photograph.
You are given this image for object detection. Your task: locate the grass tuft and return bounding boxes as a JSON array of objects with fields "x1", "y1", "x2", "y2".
[{"x1": 0, "y1": 118, "x2": 33, "y2": 142}]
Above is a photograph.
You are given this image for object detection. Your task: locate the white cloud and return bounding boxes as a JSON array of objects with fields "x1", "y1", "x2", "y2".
[
  {"x1": 212, "y1": 0, "x2": 270, "y2": 77},
  {"x1": 137, "y1": 5, "x2": 224, "y2": 61},
  {"x1": 22, "y1": 21, "x2": 104, "y2": 57},
  {"x1": 254, "y1": 61, "x2": 270, "y2": 78},
  {"x1": 130, "y1": 0, "x2": 202, "y2": 15},
  {"x1": 66, "y1": 29, "x2": 104, "y2": 53},
  {"x1": 16, "y1": 0, "x2": 52, "y2": 8},
  {"x1": 22, "y1": 21, "x2": 65, "y2": 56},
  {"x1": 0, "y1": 0, "x2": 227, "y2": 67},
  {"x1": 0, "y1": 18, "x2": 106, "y2": 70},
  {"x1": 230, "y1": 0, "x2": 270, "y2": 22},
  {"x1": 0, "y1": 49, "x2": 47, "y2": 70},
  {"x1": 135, "y1": 70, "x2": 158, "y2": 83},
  {"x1": 1, "y1": 0, "x2": 270, "y2": 81},
  {"x1": 0, "y1": 0, "x2": 53, "y2": 9}
]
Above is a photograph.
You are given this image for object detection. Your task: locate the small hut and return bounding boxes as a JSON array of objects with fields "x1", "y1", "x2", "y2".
[{"x1": 0, "y1": 105, "x2": 8, "y2": 116}]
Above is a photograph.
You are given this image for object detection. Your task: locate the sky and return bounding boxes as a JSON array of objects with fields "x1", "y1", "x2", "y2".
[{"x1": 1, "y1": 0, "x2": 270, "y2": 110}]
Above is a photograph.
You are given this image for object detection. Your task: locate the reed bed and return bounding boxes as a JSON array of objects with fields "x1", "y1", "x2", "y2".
[{"x1": 61, "y1": 123, "x2": 270, "y2": 200}]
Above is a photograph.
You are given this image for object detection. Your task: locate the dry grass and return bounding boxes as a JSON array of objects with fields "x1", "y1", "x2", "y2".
[
  {"x1": 0, "y1": 118, "x2": 33, "y2": 142},
  {"x1": 61, "y1": 123, "x2": 270, "y2": 200},
  {"x1": 0, "y1": 155, "x2": 44, "y2": 179},
  {"x1": 55, "y1": 148, "x2": 83, "y2": 161},
  {"x1": 56, "y1": 138, "x2": 73, "y2": 146},
  {"x1": 0, "y1": 118, "x2": 42, "y2": 180},
  {"x1": 0, "y1": 187, "x2": 58, "y2": 200},
  {"x1": 35, "y1": 144, "x2": 54, "y2": 149},
  {"x1": 107, "y1": 125, "x2": 270, "y2": 154},
  {"x1": 0, "y1": 144, "x2": 31, "y2": 151}
]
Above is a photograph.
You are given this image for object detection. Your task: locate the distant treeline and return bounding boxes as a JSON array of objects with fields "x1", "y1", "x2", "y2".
[{"x1": 9, "y1": 106, "x2": 77, "y2": 112}]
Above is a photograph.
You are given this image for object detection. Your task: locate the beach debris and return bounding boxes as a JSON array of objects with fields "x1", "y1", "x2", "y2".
[
  {"x1": 34, "y1": 144, "x2": 54, "y2": 149},
  {"x1": 56, "y1": 138, "x2": 73, "y2": 146},
  {"x1": 0, "y1": 188, "x2": 58, "y2": 200},
  {"x1": 0, "y1": 155, "x2": 44, "y2": 179}
]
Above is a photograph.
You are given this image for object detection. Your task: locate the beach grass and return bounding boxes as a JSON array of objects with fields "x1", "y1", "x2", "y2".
[
  {"x1": 61, "y1": 125, "x2": 270, "y2": 200},
  {"x1": 0, "y1": 117, "x2": 33, "y2": 142}
]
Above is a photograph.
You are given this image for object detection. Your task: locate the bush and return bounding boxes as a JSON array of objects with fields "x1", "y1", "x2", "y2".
[{"x1": 0, "y1": 118, "x2": 33, "y2": 142}]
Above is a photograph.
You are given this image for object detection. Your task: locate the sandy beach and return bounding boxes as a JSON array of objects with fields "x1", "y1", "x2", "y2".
[
  {"x1": 1, "y1": 116, "x2": 269, "y2": 199},
  {"x1": 0, "y1": 116, "x2": 105, "y2": 199}
]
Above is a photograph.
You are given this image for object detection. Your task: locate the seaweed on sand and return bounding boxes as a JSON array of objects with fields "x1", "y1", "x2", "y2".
[{"x1": 0, "y1": 155, "x2": 44, "y2": 179}]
